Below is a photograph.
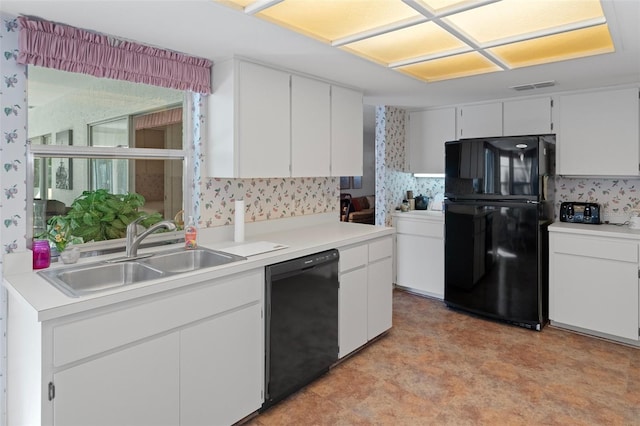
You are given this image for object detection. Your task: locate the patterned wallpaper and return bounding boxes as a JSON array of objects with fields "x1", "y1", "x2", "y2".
[
  {"x1": 199, "y1": 177, "x2": 339, "y2": 227},
  {"x1": 1, "y1": 14, "x2": 27, "y2": 255},
  {"x1": 555, "y1": 177, "x2": 640, "y2": 222},
  {"x1": 375, "y1": 106, "x2": 446, "y2": 226}
]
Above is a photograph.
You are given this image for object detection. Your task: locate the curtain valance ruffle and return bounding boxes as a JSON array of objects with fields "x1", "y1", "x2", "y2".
[{"x1": 17, "y1": 16, "x2": 212, "y2": 94}]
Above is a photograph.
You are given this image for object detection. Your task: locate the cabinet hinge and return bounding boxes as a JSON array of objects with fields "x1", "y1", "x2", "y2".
[
  {"x1": 550, "y1": 122, "x2": 554, "y2": 131},
  {"x1": 48, "y1": 382, "x2": 55, "y2": 401},
  {"x1": 550, "y1": 99, "x2": 554, "y2": 108}
]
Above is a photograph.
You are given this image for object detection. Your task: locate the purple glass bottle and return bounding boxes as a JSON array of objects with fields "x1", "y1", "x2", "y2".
[{"x1": 33, "y1": 239, "x2": 51, "y2": 270}]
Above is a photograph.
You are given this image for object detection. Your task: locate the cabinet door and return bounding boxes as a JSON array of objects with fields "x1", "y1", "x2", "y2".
[
  {"x1": 558, "y1": 88, "x2": 640, "y2": 176},
  {"x1": 396, "y1": 234, "x2": 444, "y2": 299},
  {"x1": 331, "y1": 86, "x2": 363, "y2": 176},
  {"x1": 339, "y1": 267, "x2": 368, "y2": 357},
  {"x1": 367, "y1": 257, "x2": 393, "y2": 339},
  {"x1": 503, "y1": 97, "x2": 552, "y2": 136},
  {"x1": 53, "y1": 333, "x2": 180, "y2": 426},
  {"x1": 181, "y1": 303, "x2": 263, "y2": 426},
  {"x1": 291, "y1": 75, "x2": 331, "y2": 177},
  {"x1": 238, "y1": 61, "x2": 291, "y2": 177},
  {"x1": 551, "y1": 234, "x2": 639, "y2": 341},
  {"x1": 408, "y1": 108, "x2": 456, "y2": 174},
  {"x1": 459, "y1": 102, "x2": 502, "y2": 138}
]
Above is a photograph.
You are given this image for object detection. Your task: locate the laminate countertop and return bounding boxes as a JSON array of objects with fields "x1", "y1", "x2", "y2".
[
  {"x1": 391, "y1": 210, "x2": 444, "y2": 221},
  {"x1": 549, "y1": 221, "x2": 640, "y2": 240},
  {"x1": 3, "y1": 222, "x2": 394, "y2": 322}
]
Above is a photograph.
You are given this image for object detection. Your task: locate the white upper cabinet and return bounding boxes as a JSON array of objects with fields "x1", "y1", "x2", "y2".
[
  {"x1": 458, "y1": 98, "x2": 553, "y2": 139},
  {"x1": 208, "y1": 59, "x2": 363, "y2": 178},
  {"x1": 407, "y1": 107, "x2": 456, "y2": 174},
  {"x1": 458, "y1": 102, "x2": 502, "y2": 138},
  {"x1": 503, "y1": 97, "x2": 553, "y2": 136},
  {"x1": 208, "y1": 59, "x2": 291, "y2": 178},
  {"x1": 331, "y1": 85, "x2": 364, "y2": 177},
  {"x1": 557, "y1": 87, "x2": 640, "y2": 176},
  {"x1": 291, "y1": 75, "x2": 331, "y2": 177}
]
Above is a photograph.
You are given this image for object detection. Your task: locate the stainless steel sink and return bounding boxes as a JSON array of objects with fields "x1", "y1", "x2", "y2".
[
  {"x1": 38, "y1": 262, "x2": 166, "y2": 298},
  {"x1": 141, "y1": 247, "x2": 246, "y2": 273},
  {"x1": 38, "y1": 247, "x2": 246, "y2": 298}
]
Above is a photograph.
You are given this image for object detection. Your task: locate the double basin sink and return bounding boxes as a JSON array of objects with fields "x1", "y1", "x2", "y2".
[{"x1": 38, "y1": 247, "x2": 247, "y2": 298}]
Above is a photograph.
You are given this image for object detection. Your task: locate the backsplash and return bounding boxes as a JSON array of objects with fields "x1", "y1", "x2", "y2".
[
  {"x1": 199, "y1": 177, "x2": 340, "y2": 227},
  {"x1": 555, "y1": 177, "x2": 640, "y2": 223}
]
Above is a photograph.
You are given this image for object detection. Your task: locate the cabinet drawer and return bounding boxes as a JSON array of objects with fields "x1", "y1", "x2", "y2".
[
  {"x1": 339, "y1": 245, "x2": 368, "y2": 273},
  {"x1": 396, "y1": 219, "x2": 443, "y2": 238},
  {"x1": 53, "y1": 270, "x2": 263, "y2": 367},
  {"x1": 553, "y1": 234, "x2": 638, "y2": 263},
  {"x1": 369, "y1": 237, "x2": 393, "y2": 262}
]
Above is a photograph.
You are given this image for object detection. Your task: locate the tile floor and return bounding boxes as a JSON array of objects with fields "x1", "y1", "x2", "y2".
[{"x1": 248, "y1": 289, "x2": 640, "y2": 425}]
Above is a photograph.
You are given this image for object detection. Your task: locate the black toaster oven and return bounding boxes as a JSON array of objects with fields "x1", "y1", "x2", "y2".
[{"x1": 559, "y1": 202, "x2": 601, "y2": 224}]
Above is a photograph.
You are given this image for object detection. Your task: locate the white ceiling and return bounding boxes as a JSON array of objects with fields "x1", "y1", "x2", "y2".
[{"x1": 2, "y1": 0, "x2": 639, "y2": 111}]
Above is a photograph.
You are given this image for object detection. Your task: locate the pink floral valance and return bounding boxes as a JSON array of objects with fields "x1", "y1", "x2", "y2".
[{"x1": 17, "y1": 16, "x2": 212, "y2": 94}]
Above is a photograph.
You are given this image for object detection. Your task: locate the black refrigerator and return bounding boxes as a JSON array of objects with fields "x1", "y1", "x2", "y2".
[{"x1": 444, "y1": 135, "x2": 555, "y2": 330}]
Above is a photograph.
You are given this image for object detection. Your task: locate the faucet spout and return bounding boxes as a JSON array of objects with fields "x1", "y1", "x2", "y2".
[{"x1": 126, "y1": 216, "x2": 177, "y2": 258}]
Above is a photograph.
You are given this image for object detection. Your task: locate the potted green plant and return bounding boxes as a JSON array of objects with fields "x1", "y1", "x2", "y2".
[{"x1": 44, "y1": 190, "x2": 165, "y2": 261}]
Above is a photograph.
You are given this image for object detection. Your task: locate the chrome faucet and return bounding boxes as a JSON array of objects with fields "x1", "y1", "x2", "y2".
[{"x1": 126, "y1": 216, "x2": 177, "y2": 258}]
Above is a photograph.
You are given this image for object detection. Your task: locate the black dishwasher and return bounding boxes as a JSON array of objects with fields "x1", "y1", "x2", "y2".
[{"x1": 263, "y1": 249, "x2": 339, "y2": 410}]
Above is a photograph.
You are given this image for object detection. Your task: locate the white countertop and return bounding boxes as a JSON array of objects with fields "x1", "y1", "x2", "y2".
[
  {"x1": 548, "y1": 221, "x2": 640, "y2": 240},
  {"x1": 4, "y1": 222, "x2": 394, "y2": 322},
  {"x1": 391, "y1": 210, "x2": 444, "y2": 220}
]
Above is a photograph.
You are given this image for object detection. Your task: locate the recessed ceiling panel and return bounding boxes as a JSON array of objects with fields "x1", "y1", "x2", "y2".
[
  {"x1": 216, "y1": 0, "x2": 254, "y2": 11},
  {"x1": 443, "y1": 0, "x2": 607, "y2": 45},
  {"x1": 397, "y1": 51, "x2": 501, "y2": 82},
  {"x1": 341, "y1": 21, "x2": 468, "y2": 65},
  {"x1": 489, "y1": 24, "x2": 615, "y2": 68},
  {"x1": 419, "y1": 0, "x2": 492, "y2": 14},
  {"x1": 255, "y1": 0, "x2": 422, "y2": 43},
  {"x1": 218, "y1": 0, "x2": 616, "y2": 83}
]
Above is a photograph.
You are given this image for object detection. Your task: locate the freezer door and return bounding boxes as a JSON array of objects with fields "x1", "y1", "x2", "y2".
[
  {"x1": 444, "y1": 201, "x2": 547, "y2": 328},
  {"x1": 445, "y1": 136, "x2": 546, "y2": 200}
]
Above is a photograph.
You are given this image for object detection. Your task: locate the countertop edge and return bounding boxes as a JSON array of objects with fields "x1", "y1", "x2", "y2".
[
  {"x1": 548, "y1": 222, "x2": 640, "y2": 240},
  {"x1": 4, "y1": 223, "x2": 395, "y2": 322}
]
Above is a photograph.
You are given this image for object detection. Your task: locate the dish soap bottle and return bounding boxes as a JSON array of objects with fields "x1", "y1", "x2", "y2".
[{"x1": 185, "y1": 216, "x2": 198, "y2": 250}]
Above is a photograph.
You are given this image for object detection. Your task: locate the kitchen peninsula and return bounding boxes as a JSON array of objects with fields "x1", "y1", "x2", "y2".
[{"x1": 4, "y1": 218, "x2": 394, "y2": 426}]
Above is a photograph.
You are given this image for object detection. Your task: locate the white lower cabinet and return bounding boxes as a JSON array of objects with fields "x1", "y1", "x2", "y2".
[
  {"x1": 549, "y1": 230, "x2": 640, "y2": 343},
  {"x1": 54, "y1": 333, "x2": 180, "y2": 426},
  {"x1": 8, "y1": 269, "x2": 264, "y2": 426},
  {"x1": 181, "y1": 303, "x2": 263, "y2": 426},
  {"x1": 338, "y1": 266, "x2": 368, "y2": 357},
  {"x1": 338, "y1": 235, "x2": 393, "y2": 358},
  {"x1": 393, "y1": 213, "x2": 444, "y2": 299}
]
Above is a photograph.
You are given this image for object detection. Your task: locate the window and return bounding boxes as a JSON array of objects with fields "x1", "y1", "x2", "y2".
[{"x1": 28, "y1": 66, "x2": 192, "y2": 247}]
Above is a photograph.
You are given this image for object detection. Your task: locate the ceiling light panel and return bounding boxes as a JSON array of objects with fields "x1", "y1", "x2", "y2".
[
  {"x1": 488, "y1": 24, "x2": 615, "y2": 68},
  {"x1": 442, "y1": 0, "x2": 607, "y2": 45},
  {"x1": 217, "y1": 0, "x2": 616, "y2": 83},
  {"x1": 412, "y1": 0, "x2": 498, "y2": 15},
  {"x1": 255, "y1": 0, "x2": 422, "y2": 43},
  {"x1": 341, "y1": 21, "x2": 468, "y2": 65},
  {"x1": 397, "y1": 51, "x2": 501, "y2": 81}
]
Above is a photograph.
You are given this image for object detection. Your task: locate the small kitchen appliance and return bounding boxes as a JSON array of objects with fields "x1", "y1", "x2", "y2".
[
  {"x1": 414, "y1": 195, "x2": 429, "y2": 210},
  {"x1": 559, "y1": 202, "x2": 601, "y2": 224}
]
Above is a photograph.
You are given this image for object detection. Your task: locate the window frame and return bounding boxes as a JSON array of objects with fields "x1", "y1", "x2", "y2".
[{"x1": 27, "y1": 93, "x2": 195, "y2": 251}]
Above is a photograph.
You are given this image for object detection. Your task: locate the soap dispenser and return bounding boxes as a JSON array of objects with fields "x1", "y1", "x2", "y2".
[{"x1": 185, "y1": 216, "x2": 198, "y2": 249}]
